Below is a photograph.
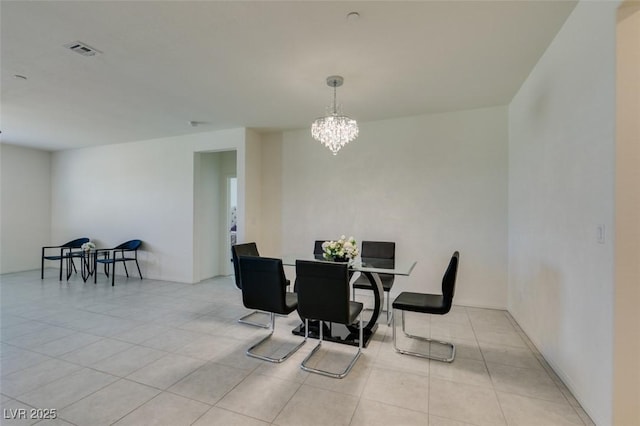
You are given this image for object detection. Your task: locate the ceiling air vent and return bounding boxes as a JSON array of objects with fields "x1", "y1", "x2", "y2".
[{"x1": 64, "y1": 41, "x2": 101, "y2": 57}]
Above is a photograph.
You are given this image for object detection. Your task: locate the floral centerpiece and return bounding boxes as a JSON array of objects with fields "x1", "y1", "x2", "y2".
[
  {"x1": 81, "y1": 241, "x2": 96, "y2": 251},
  {"x1": 322, "y1": 235, "x2": 359, "y2": 262}
]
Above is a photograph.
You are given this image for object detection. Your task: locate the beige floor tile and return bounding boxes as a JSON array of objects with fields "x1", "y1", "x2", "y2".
[
  {"x1": 429, "y1": 377, "x2": 506, "y2": 426},
  {"x1": 0, "y1": 273, "x2": 593, "y2": 426},
  {"x1": 430, "y1": 357, "x2": 492, "y2": 388},
  {"x1": 0, "y1": 398, "x2": 38, "y2": 426},
  {"x1": 58, "y1": 379, "x2": 160, "y2": 426},
  {"x1": 273, "y1": 384, "x2": 359, "y2": 426},
  {"x1": 217, "y1": 372, "x2": 300, "y2": 422},
  {"x1": 474, "y1": 329, "x2": 527, "y2": 349},
  {"x1": 0, "y1": 349, "x2": 51, "y2": 376},
  {"x1": 112, "y1": 323, "x2": 171, "y2": 344},
  {"x1": 252, "y1": 346, "x2": 312, "y2": 384},
  {"x1": 362, "y1": 366, "x2": 429, "y2": 413},
  {"x1": 429, "y1": 415, "x2": 478, "y2": 426},
  {"x1": 497, "y1": 392, "x2": 584, "y2": 426},
  {"x1": 112, "y1": 392, "x2": 210, "y2": 426},
  {"x1": 169, "y1": 361, "x2": 249, "y2": 405},
  {"x1": 139, "y1": 328, "x2": 206, "y2": 352},
  {"x1": 303, "y1": 350, "x2": 371, "y2": 396},
  {"x1": 4, "y1": 326, "x2": 76, "y2": 350},
  {"x1": 17, "y1": 368, "x2": 118, "y2": 409},
  {"x1": 126, "y1": 353, "x2": 206, "y2": 389},
  {"x1": 29, "y1": 418, "x2": 76, "y2": 426},
  {"x1": 60, "y1": 338, "x2": 133, "y2": 366},
  {"x1": 1, "y1": 359, "x2": 82, "y2": 397},
  {"x1": 192, "y1": 406, "x2": 269, "y2": 426},
  {"x1": 350, "y1": 399, "x2": 427, "y2": 426},
  {"x1": 30, "y1": 332, "x2": 103, "y2": 357},
  {"x1": 91, "y1": 344, "x2": 167, "y2": 377},
  {"x1": 487, "y1": 362, "x2": 565, "y2": 402},
  {"x1": 431, "y1": 322, "x2": 476, "y2": 341},
  {"x1": 210, "y1": 344, "x2": 265, "y2": 371},
  {"x1": 374, "y1": 336, "x2": 430, "y2": 375},
  {"x1": 479, "y1": 342, "x2": 544, "y2": 370}
]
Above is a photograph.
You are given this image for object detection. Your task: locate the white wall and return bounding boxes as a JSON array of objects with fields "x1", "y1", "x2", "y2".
[
  {"x1": 243, "y1": 129, "x2": 263, "y2": 245},
  {"x1": 0, "y1": 144, "x2": 52, "y2": 274},
  {"x1": 614, "y1": 3, "x2": 640, "y2": 424},
  {"x1": 279, "y1": 106, "x2": 509, "y2": 308},
  {"x1": 508, "y1": 2, "x2": 618, "y2": 424},
  {"x1": 258, "y1": 132, "x2": 284, "y2": 257},
  {"x1": 51, "y1": 128, "x2": 245, "y2": 283},
  {"x1": 194, "y1": 152, "x2": 222, "y2": 280}
]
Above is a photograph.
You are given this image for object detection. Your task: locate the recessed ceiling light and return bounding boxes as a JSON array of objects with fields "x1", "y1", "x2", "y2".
[
  {"x1": 64, "y1": 41, "x2": 102, "y2": 57},
  {"x1": 346, "y1": 12, "x2": 360, "y2": 22},
  {"x1": 13, "y1": 74, "x2": 27, "y2": 80}
]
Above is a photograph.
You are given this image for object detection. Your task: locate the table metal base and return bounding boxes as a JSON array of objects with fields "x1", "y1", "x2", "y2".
[{"x1": 291, "y1": 320, "x2": 377, "y2": 348}]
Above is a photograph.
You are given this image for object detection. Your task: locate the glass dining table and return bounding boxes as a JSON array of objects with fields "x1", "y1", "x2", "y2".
[{"x1": 282, "y1": 254, "x2": 417, "y2": 347}]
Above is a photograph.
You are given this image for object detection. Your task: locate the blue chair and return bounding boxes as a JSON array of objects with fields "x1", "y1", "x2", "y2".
[
  {"x1": 41, "y1": 237, "x2": 89, "y2": 280},
  {"x1": 94, "y1": 240, "x2": 143, "y2": 286}
]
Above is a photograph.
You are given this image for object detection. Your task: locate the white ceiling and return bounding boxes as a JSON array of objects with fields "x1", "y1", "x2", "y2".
[{"x1": 0, "y1": 1, "x2": 577, "y2": 151}]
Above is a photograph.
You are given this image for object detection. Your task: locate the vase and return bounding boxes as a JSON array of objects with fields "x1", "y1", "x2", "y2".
[{"x1": 330, "y1": 256, "x2": 349, "y2": 263}]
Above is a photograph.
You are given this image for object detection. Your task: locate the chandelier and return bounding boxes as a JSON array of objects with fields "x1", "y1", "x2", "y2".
[{"x1": 311, "y1": 75, "x2": 359, "y2": 155}]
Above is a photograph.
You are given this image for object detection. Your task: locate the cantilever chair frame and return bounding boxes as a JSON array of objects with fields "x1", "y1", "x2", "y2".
[
  {"x1": 41, "y1": 237, "x2": 89, "y2": 280},
  {"x1": 247, "y1": 312, "x2": 306, "y2": 363},
  {"x1": 94, "y1": 240, "x2": 143, "y2": 286},
  {"x1": 240, "y1": 256, "x2": 305, "y2": 363},
  {"x1": 392, "y1": 251, "x2": 460, "y2": 363},
  {"x1": 301, "y1": 316, "x2": 363, "y2": 379},
  {"x1": 296, "y1": 260, "x2": 364, "y2": 379},
  {"x1": 231, "y1": 242, "x2": 271, "y2": 329},
  {"x1": 393, "y1": 309, "x2": 456, "y2": 362}
]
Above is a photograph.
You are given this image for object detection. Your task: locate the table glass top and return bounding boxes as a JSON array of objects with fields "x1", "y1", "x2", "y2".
[{"x1": 281, "y1": 254, "x2": 416, "y2": 276}]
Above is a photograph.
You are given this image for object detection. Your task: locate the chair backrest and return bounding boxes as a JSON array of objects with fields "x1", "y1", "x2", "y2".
[
  {"x1": 441, "y1": 251, "x2": 460, "y2": 311},
  {"x1": 115, "y1": 240, "x2": 142, "y2": 251},
  {"x1": 361, "y1": 241, "x2": 395, "y2": 260},
  {"x1": 238, "y1": 256, "x2": 288, "y2": 313},
  {"x1": 295, "y1": 260, "x2": 351, "y2": 324},
  {"x1": 63, "y1": 238, "x2": 90, "y2": 248},
  {"x1": 313, "y1": 240, "x2": 326, "y2": 255},
  {"x1": 231, "y1": 242, "x2": 259, "y2": 289}
]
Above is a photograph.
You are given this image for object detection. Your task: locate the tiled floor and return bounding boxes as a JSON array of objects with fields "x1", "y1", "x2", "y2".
[{"x1": 1, "y1": 269, "x2": 594, "y2": 426}]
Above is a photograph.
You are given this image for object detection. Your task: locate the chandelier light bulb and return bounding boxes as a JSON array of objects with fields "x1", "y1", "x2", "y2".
[{"x1": 311, "y1": 76, "x2": 359, "y2": 155}]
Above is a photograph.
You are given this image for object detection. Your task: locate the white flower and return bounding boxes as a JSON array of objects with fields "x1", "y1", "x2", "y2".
[
  {"x1": 81, "y1": 242, "x2": 96, "y2": 251},
  {"x1": 322, "y1": 235, "x2": 359, "y2": 260}
]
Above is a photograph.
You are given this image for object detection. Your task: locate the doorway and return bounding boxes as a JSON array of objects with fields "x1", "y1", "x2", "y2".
[{"x1": 194, "y1": 150, "x2": 237, "y2": 281}]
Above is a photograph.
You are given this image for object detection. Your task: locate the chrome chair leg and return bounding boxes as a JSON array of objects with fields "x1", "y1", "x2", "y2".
[
  {"x1": 393, "y1": 309, "x2": 455, "y2": 363},
  {"x1": 246, "y1": 313, "x2": 305, "y2": 363},
  {"x1": 238, "y1": 310, "x2": 271, "y2": 328},
  {"x1": 300, "y1": 317, "x2": 363, "y2": 379},
  {"x1": 354, "y1": 289, "x2": 393, "y2": 326}
]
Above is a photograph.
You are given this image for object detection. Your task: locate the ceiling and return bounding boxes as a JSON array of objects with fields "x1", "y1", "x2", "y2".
[{"x1": 0, "y1": 1, "x2": 577, "y2": 151}]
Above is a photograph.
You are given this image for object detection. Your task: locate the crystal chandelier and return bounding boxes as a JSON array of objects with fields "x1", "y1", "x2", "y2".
[{"x1": 311, "y1": 75, "x2": 359, "y2": 155}]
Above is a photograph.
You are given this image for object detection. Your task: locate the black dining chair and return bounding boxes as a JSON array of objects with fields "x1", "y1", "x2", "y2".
[
  {"x1": 352, "y1": 241, "x2": 396, "y2": 324},
  {"x1": 313, "y1": 240, "x2": 326, "y2": 256},
  {"x1": 94, "y1": 239, "x2": 143, "y2": 286},
  {"x1": 238, "y1": 256, "x2": 305, "y2": 363},
  {"x1": 295, "y1": 259, "x2": 364, "y2": 379},
  {"x1": 41, "y1": 237, "x2": 89, "y2": 280},
  {"x1": 231, "y1": 242, "x2": 271, "y2": 328},
  {"x1": 392, "y1": 251, "x2": 460, "y2": 362}
]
